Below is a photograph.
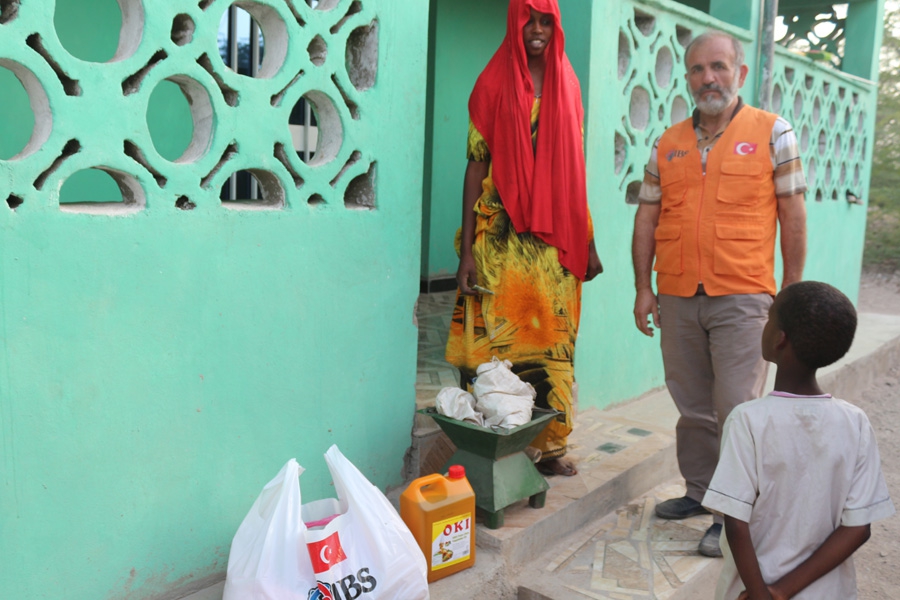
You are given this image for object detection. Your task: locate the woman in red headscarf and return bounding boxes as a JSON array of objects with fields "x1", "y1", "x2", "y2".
[{"x1": 445, "y1": 0, "x2": 602, "y2": 476}]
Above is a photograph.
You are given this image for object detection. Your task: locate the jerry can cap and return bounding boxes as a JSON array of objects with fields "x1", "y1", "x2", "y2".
[{"x1": 448, "y1": 465, "x2": 465, "y2": 479}]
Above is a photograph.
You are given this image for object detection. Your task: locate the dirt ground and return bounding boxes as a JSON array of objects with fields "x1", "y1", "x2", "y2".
[
  {"x1": 853, "y1": 272, "x2": 900, "y2": 599},
  {"x1": 857, "y1": 271, "x2": 900, "y2": 317}
]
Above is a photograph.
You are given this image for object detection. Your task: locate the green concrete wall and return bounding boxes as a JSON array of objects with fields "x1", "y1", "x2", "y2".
[
  {"x1": 843, "y1": 0, "x2": 884, "y2": 81},
  {"x1": 0, "y1": 1, "x2": 427, "y2": 598}
]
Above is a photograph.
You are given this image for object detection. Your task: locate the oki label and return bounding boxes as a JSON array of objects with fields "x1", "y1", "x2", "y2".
[{"x1": 430, "y1": 514, "x2": 472, "y2": 571}]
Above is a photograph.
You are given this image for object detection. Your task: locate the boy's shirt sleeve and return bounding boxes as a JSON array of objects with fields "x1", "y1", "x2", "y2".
[
  {"x1": 702, "y1": 408, "x2": 758, "y2": 522},
  {"x1": 841, "y1": 413, "x2": 895, "y2": 526}
]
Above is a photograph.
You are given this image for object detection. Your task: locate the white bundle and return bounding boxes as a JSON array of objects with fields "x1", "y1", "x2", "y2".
[
  {"x1": 435, "y1": 387, "x2": 484, "y2": 426},
  {"x1": 472, "y1": 357, "x2": 535, "y2": 428}
]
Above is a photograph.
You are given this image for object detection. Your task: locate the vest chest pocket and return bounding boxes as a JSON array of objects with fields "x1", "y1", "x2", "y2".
[
  {"x1": 713, "y1": 222, "x2": 766, "y2": 276},
  {"x1": 716, "y1": 161, "x2": 765, "y2": 205},
  {"x1": 653, "y1": 223, "x2": 683, "y2": 275},
  {"x1": 660, "y1": 167, "x2": 687, "y2": 212}
]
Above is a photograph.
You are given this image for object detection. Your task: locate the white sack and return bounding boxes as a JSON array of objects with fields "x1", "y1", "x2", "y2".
[
  {"x1": 436, "y1": 387, "x2": 484, "y2": 426},
  {"x1": 472, "y1": 357, "x2": 535, "y2": 428}
]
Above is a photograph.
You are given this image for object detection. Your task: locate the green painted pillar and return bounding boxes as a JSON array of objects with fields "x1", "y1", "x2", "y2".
[
  {"x1": 843, "y1": 0, "x2": 884, "y2": 80},
  {"x1": 709, "y1": 0, "x2": 753, "y2": 30},
  {"x1": 560, "y1": 0, "x2": 594, "y2": 116}
]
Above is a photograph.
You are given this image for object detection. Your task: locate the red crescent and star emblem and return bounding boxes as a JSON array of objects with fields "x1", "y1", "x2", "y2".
[
  {"x1": 734, "y1": 142, "x2": 758, "y2": 155},
  {"x1": 307, "y1": 531, "x2": 348, "y2": 574}
]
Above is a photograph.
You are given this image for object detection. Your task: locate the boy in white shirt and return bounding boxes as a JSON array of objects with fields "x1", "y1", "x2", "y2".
[{"x1": 702, "y1": 281, "x2": 895, "y2": 599}]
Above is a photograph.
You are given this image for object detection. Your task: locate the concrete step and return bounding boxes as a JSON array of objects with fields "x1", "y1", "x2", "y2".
[{"x1": 516, "y1": 480, "x2": 721, "y2": 600}]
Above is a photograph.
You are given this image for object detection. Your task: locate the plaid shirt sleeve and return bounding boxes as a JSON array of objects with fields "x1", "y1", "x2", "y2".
[
  {"x1": 771, "y1": 117, "x2": 807, "y2": 198},
  {"x1": 637, "y1": 137, "x2": 662, "y2": 204}
]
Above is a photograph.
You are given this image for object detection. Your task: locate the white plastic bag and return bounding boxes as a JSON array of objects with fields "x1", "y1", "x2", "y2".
[
  {"x1": 223, "y1": 446, "x2": 429, "y2": 600},
  {"x1": 435, "y1": 386, "x2": 484, "y2": 426},
  {"x1": 472, "y1": 357, "x2": 536, "y2": 428}
]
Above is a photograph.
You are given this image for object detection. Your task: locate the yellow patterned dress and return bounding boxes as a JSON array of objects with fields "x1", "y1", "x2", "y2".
[{"x1": 445, "y1": 99, "x2": 587, "y2": 460}]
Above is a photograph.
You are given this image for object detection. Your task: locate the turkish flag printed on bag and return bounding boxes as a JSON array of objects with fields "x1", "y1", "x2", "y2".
[
  {"x1": 308, "y1": 531, "x2": 349, "y2": 574},
  {"x1": 223, "y1": 447, "x2": 429, "y2": 599}
]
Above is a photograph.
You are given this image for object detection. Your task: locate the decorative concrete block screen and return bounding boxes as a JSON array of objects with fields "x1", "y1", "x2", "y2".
[
  {"x1": 0, "y1": 0, "x2": 379, "y2": 213},
  {"x1": 612, "y1": 1, "x2": 741, "y2": 204},
  {"x1": 771, "y1": 48, "x2": 873, "y2": 204},
  {"x1": 777, "y1": 2, "x2": 846, "y2": 69}
]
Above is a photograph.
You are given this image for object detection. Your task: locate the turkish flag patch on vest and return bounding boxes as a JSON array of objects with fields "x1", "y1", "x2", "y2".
[
  {"x1": 734, "y1": 142, "x2": 758, "y2": 155},
  {"x1": 308, "y1": 531, "x2": 348, "y2": 573}
]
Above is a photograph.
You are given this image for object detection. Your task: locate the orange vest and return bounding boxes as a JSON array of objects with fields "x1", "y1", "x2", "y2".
[{"x1": 654, "y1": 106, "x2": 779, "y2": 297}]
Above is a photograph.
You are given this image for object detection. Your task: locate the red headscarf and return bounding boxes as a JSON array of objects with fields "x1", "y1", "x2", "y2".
[{"x1": 468, "y1": 0, "x2": 589, "y2": 279}]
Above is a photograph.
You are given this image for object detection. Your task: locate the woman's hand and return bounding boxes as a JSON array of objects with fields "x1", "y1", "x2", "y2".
[
  {"x1": 457, "y1": 252, "x2": 479, "y2": 295},
  {"x1": 457, "y1": 161, "x2": 487, "y2": 295},
  {"x1": 585, "y1": 241, "x2": 603, "y2": 281}
]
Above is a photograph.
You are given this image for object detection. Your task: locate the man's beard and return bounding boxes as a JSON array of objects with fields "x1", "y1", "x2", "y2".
[{"x1": 692, "y1": 79, "x2": 739, "y2": 115}]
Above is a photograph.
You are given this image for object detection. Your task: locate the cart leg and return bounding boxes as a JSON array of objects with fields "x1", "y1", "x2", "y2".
[
  {"x1": 484, "y1": 509, "x2": 505, "y2": 529},
  {"x1": 529, "y1": 491, "x2": 547, "y2": 509}
]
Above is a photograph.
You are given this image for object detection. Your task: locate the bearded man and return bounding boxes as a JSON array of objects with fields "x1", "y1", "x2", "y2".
[{"x1": 631, "y1": 30, "x2": 808, "y2": 556}]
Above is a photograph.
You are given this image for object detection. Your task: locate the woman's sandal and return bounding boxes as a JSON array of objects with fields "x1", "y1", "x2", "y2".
[{"x1": 536, "y1": 458, "x2": 578, "y2": 477}]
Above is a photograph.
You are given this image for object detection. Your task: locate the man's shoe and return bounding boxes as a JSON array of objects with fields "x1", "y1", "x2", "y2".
[
  {"x1": 698, "y1": 523, "x2": 723, "y2": 557},
  {"x1": 655, "y1": 496, "x2": 710, "y2": 519}
]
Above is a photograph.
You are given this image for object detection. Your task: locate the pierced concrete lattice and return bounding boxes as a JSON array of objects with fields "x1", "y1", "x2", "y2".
[
  {"x1": 171, "y1": 13, "x2": 195, "y2": 46},
  {"x1": 0, "y1": 0, "x2": 22, "y2": 25},
  {"x1": 777, "y1": 3, "x2": 847, "y2": 69},
  {"x1": 0, "y1": 60, "x2": 50, "y2": 160},
  {"x1": 221, "y1": 168, "x2": 285, "y2": 210},
  {"x1": 59, "y1": 167, "x2": 146, "y2": 215},
  {"x1": 54, "y1": 0, "x2": 145, "y2": 64},
  {"x1": 771, "y1": 47, "x2": 872, "y2": 203},
  {"x1": 0, "y1": 0, "x2": 380, "y2": 213},
  {"x1": 615, "y1": 3, "x2": 695, "y2": 205},
  {"x1": 218, "y1": 2, "x2": 288, "y2": 79}
]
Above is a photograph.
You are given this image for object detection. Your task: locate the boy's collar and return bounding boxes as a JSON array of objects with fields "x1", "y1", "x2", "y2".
[{"x1": 770, "y1": 390, "x2": 832, "y2": 398}]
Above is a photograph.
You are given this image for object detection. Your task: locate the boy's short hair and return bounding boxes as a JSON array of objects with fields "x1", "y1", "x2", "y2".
[{"x1": 777, "y1": 281, "x2": 857, "y2": 369}]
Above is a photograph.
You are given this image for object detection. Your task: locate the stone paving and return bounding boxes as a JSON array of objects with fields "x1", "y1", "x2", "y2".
[
  {"x1": 521, "y1": 481, "x2": 718, "y2": 599},
  {"x1": 415, "y1": 290, "x2": 459, "y2": 407}
]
